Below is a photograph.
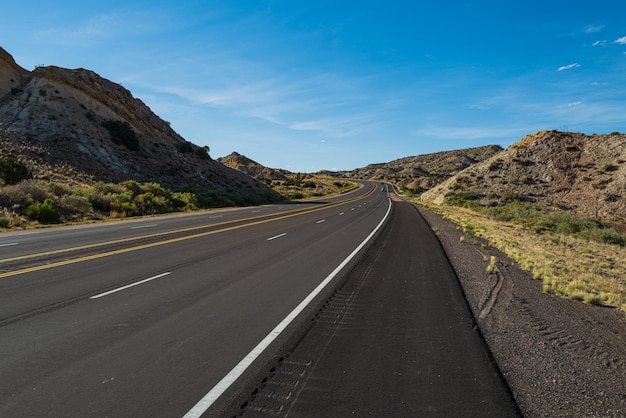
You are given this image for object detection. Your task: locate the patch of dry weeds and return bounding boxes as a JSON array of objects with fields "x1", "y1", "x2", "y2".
[{"x1": 417, "y1": 200, "x2": 626, "y2": 312}]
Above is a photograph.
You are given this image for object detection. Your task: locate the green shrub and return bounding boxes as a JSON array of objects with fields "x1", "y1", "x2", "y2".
[
  {"x1": 0, "y1": 155, "x2": 32, "y2": 185},
  {"x1": 133, "y1": 192, "x2": 171, "y2": 215},
  {"x1": 444, "y1": 192, "x2": 480, "y2": 208},
  {"x1": 120, "y1": 179, "x2": 143, "y2": 197},
  {"x1": 481, "y1": 201, "x2": 626, "y2": 246},
  {"x1": 102, "y1": 119, "x2": 139, "y2": 150},
  {"x1": 59, "y1": 194, "x2": 92, "y2": 214},
  {"x1": 178, "y1": 142, "x2": 193, "y2": 153},
  {"x1": 0, "y1": 217, "x2": 9, "y2": 228},
  {"x1": 24, "y1": 199, "x2": 61, "y2": 224}
]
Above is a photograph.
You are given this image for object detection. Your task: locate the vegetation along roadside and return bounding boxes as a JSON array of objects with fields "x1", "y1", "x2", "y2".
[{"x1": 417, "y1": 198, "x2": 625, "y2": 313}]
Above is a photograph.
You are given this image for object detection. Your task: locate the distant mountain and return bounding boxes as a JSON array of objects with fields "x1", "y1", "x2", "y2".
[
  {"x1": 421, "y1": 131, "x2": 626, "y2": 219},
  {"x1": 217, "y1": 152, "x2": 289, "y2": 181},
  {"x1": 0, "y1": 47, "x2": 279, "y2": 205},
  {"x1": 341, "y1": 145, "x2": 503, "y2": 193}
]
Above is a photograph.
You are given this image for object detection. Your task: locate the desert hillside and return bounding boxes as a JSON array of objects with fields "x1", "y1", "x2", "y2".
[
  {"x1": 421, "y1": 130, "x2": 626, "y2": 220},
  {"x1": 341, "y1": 145, "x2": 503, "y2": 193},
  {"x1": 0, "y1": 47, "x2": 279, "y2": 205},
  {"x1": 218, "y1": 152, "x2": 289, "y2": 181}
]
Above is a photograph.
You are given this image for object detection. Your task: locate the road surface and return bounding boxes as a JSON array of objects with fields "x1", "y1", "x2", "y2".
[
  {"x1": 0, "y1": 183, "x2": 391, "y2": 417},
  {"x1": 0, "y1": 183, "x2": 519, "y2": 417}
]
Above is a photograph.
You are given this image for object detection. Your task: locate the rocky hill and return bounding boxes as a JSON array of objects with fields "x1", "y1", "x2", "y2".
[
  {"x1": 0, "y1": 47, "x2": 279, "y2": 205},
  {"x1": 421, "y1": 130, "x2": 626, "y2": 220},
  {"x1": 218, "y1": 152, "x2": 289, "y2": 181},
  {"x1": 342, "y1": 145, "x2": 503, "y2": 193}
]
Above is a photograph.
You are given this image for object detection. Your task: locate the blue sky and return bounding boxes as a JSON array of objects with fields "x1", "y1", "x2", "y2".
[{"x1": 3, "y1": 1, "x2": 626, "y2": 172}]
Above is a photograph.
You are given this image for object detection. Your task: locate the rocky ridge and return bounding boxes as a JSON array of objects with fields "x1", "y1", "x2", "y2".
[
  {"x1": 0, "y1": 47, "x2": 279, "y2": 204},
  {"x1": 218, "y1": 152, "x2": 289, "y2": 181},
  {"x1": 341, "y1": 145, "x2": 503, "y2": 192},
  {"x1": 421, "y1": 130, "x2": 626, "y2": 220}
]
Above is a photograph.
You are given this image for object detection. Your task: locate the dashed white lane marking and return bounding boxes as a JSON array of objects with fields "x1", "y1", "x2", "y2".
[
  {"x1": 316, "y1": 219, "x2": 326, "y2": 224},
  {"x1": 339, "y1": 212, "x2": 345, "y2": 216},
  {"x1": 267, "y1": 233, "x2": 287, "y2": 241},
  {"x1": 182, "y1": 195, "x2": 393, "y2": 418},
  {"x1": 0, "y1": 242, "x2": 19, "y2": 247},
  {"x1": 90, "y1": 272, "x2": 171, "y2": 299},
  {"x1": 131, "y1": 224, "x2": 158, "y2": 230},
  {"x1": 209, "y1": 215, "x2": 223, "y2": 219}
]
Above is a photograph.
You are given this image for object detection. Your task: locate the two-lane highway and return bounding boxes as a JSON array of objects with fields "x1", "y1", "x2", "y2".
[{"x1": 0, "y1": 181, "x2": 391, "y2": 417}]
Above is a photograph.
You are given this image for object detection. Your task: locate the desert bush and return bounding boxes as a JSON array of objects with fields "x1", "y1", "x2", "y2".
[
  {"x1": 142, "y1": 182, "x2": 171, "y2": 198},
  {"x1": 24, "y1": 199, "x2": 61, "y2": 224},
  {"x1": 93, "y1": 181, "x2": 125, "y2": 196},
  {"x1": 0, "y1": 154, "x2": 32, "y2": 185},
  {"x1": 109, "y1": 195, "x2": 138, "y2": 218},
  {"x1": 102, "y1": 119, "x2": 139, "y2": 151},
  {"x1": 0, "y1": 185, "x2": 34, "y2": 210},
  {"x1": 488, "y1": 159, "x2": 503, "y2": 171},
  {"x1": 0, "y1": 217, "x2": 9, "y2": 228},
  {"x1": 119, "y1": 179, "x2": 143, "y2": 197},
  {"x1": 443, "y1": 192, "x2": 480, "y2": 208},
  {"x1": 46, "y1": 182, "x2": 73, "y2": 197},
  {"x1": 59, "y1": 194, "x2": 92, "y2": 214},
  {"x1": 13, "y1": 182, "x2": 49, "y2": 204},
  {"x1": 171, "y1": 192, "x2": 198, "y2": 211},
  {"x1": 481, "y1": 201, "x2": 625, "y2": 246},
  {"x1": 133, "y1": 192, "x2": 171, "y2": 215},
  {"x1": 178, "y1": 142, "x2": 193, "y2": 153}
]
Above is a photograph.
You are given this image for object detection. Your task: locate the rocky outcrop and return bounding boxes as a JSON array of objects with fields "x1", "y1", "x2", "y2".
[
  {"x1": 0, "y1": 47, "x2": 29, "y2": 97},
  {"x1": 0, "y1": 47, "x2": 280, "y2": 204},
  {"x1": 218, "y1": 152, "x2": 289, "y2": 181},
  {"x1": 421, "y1": 131, "x2": 626, "y2": 219},
  {"x1": 341, "y1": 145, "x2": 503, "y2": 192}
]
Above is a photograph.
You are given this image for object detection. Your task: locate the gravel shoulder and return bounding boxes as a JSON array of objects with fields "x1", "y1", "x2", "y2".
[{"x1": 416, "y1": 203, "x2": 626, "y2": 418}]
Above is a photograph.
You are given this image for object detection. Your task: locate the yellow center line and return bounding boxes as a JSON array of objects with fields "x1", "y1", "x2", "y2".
[{"x1": 0, "y1": 186, "x2": 375, "y2": 279}]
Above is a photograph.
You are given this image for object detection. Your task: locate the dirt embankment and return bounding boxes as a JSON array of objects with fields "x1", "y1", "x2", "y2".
[{"x1": 416, "y1": 204, "x2": 625, "y2": 418}]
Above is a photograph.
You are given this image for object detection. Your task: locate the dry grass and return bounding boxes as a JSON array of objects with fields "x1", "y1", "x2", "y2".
[{"x1": 417, "y1": 200, "x2": 626, "y2": 312}]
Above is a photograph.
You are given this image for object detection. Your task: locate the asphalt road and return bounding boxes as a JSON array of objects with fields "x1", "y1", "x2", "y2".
[
  {"x1": 239, "y1": 197, "x2": 521, "y2": 417},
  {"x1": 0, "y1": 182, "x2": 393, "y2": 417},
  {"x1": 0, "y1": 184, "x2": 520, "y2": 417}
]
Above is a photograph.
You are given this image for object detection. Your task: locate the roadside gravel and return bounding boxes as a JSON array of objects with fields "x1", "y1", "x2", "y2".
[{"x1": 416, "y1": 204, "x2": 626, "y2": 418}]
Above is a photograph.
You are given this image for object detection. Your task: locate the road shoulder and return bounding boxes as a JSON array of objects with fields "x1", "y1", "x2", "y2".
[{"x1": 416, "y1": 203, "x2": 626, "y2": 418}]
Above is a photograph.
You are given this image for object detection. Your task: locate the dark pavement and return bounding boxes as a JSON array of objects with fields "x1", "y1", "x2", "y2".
[{"x1": 242, "y1": 199, "x2": 521, "y2": 417}]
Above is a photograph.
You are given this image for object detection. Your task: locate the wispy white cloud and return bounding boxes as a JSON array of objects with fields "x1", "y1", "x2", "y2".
[
  {"x1": 558, "y1": 63, "x2": 581, "y2": 71},
  {"x1": 592, "y1": 40, "x2": 607, "y2": 46},
  {"x1": 584, "y1": 24, "x2": 605, "y2": 34},
  {"x1": 614, "y1": 36, "x2": 626, "y2": 44},
  {"x1": 287, "y1": 113, "x2": 383, "y2": 137}
]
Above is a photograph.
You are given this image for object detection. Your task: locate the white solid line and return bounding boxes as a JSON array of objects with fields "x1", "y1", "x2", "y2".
[
  {"x1": 131, "y1": 224, "x2": 158, "y2": 230},
  {"x1": 182, "y1": 196, "x2": 392, "y2": 418},
  {"x1": 316, "y1": 219, "x2": 326, "y2": 224},
  {"x1": 0, "y1": 242, "x2": 19, "y2": 247},
  {"x1": 90, "y1": 272, "x2": 171, "y2": 299},
  {"x1": 267, "y1": 233, "x2": 287, "y2": 241}
]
